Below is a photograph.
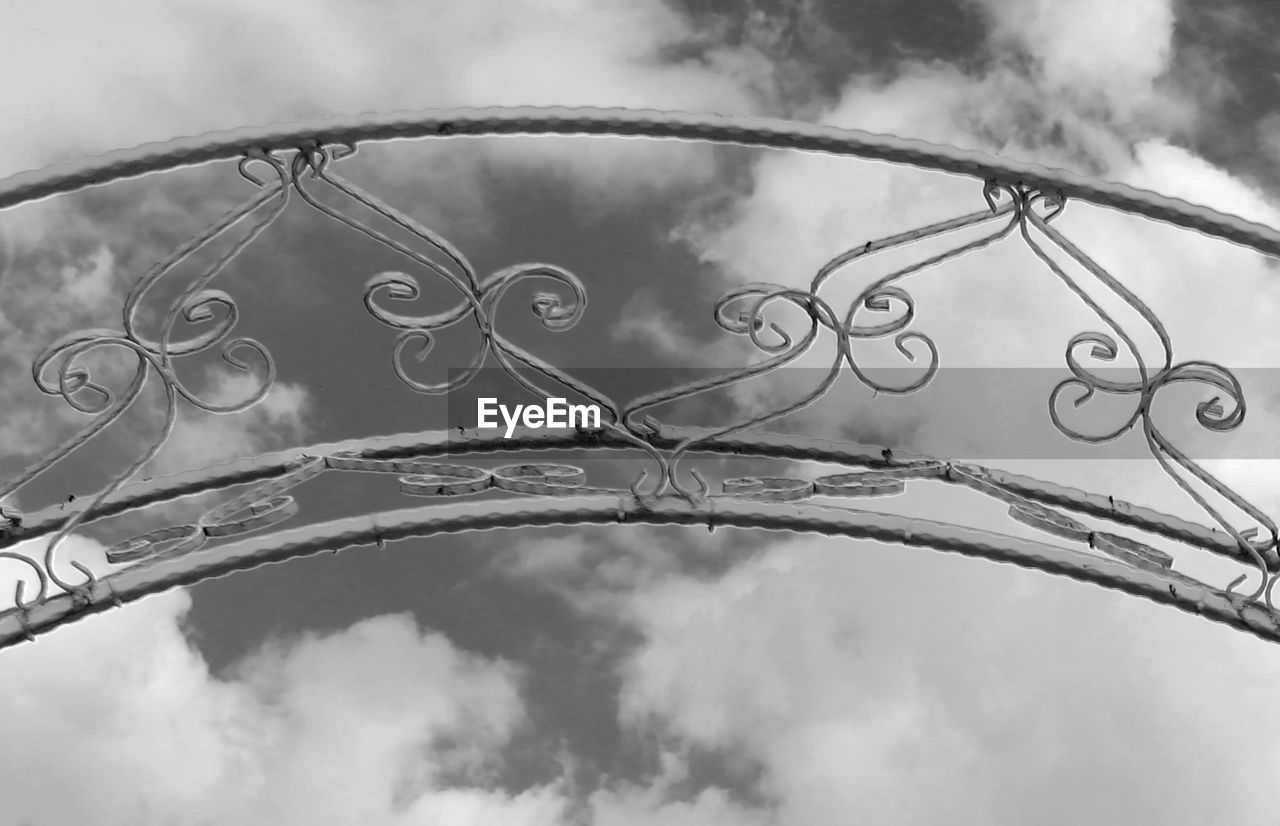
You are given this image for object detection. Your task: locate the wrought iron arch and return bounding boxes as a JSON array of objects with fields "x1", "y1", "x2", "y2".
[{"x1": 2, "y1": 106, "x2": 1279, "y2": 651}]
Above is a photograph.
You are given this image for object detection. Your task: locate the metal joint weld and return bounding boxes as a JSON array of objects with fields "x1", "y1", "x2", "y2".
[
  {"x1": 15, "y1": 606, "x2": 35, "y2": 643},
  {"x1": 70, "y1": 585, "x2": 94, "y2": 611},
  {"x1": 104, "y1": 578, "x2": 124, "y2": 609}
]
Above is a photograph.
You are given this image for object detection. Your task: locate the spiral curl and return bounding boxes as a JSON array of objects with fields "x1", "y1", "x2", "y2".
[
  {"x1": 5, "y1": 150, "x2": 296, "y2": 596},
  {"x1": 1017, "y1": 185, "x2": 1278, "y2": 603},
  {"x1": 303, "y1": 153, "x2": 670, "y2": 498}
]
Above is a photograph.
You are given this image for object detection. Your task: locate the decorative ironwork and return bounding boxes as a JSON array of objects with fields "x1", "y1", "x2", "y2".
[{"x1": 1, "y1": 107, "x2": 1279, "y2": 650}]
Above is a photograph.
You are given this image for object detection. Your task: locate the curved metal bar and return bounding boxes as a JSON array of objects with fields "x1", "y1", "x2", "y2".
[
  {"x1": 1, "y1": 107, "x2": 1277, "y2": 257},
  {"x1": 1, "y1": 426, "x2": 1272, "y2": 571},
  {"x1": 2, "y1": 495, "x2": 1276, "y2": 653}
]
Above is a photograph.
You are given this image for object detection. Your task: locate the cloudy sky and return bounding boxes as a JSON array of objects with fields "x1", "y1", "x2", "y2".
[{"x1": 3, "y1": 0, "x2": 1280, "y2": 823}]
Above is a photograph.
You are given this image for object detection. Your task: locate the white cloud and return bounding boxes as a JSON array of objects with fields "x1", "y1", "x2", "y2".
[
  {"x1": 497, "y1": 525, "x2": 735, "y2": 617},
  {"x1": 0, "y1": 530, "x2": 790, "y2": 825},
  {"x1": 148, "y1": 369, "x2": 312, "y2": 476},
  {"x1": 1123, "y1": 139, "x2": 1280, "y2": 227},
  {"x1": 560, "y1": 2, "x2": 1280, "y2": 822},
  {"x1": 0, "y1": 237, "x2": 147, "y2": 462},
  {"x1": 1260, "y1": 112, "x2": 1280, "y2": 168},
  {"x1": 621, "y1": 118, "x2": 1280, "y2": 821},
  {"x1": 0, "y1": 0, "x2": 778, "y2": 526},
  {"x1": 7, "y1": 0, "x2": 1280, "y2": 823},
  {"x1": 0, "y1": 547, "x2": 569, "y2": 825},
  {"x1": 669, "y1": 0, "x2": 1280, "y2": 503},
  {"x1": 590, "y1": 782, "x2": 772, "y2": 826},
  {"x1": 610, "y1": 534, "x2": 1280, "y2": 825},
  {"x1": 0, "y1": 0, "x2": 774, "y2": 194},
  {"x1": 972, "y1": 0, "x2": 1186, "y2": 131}
]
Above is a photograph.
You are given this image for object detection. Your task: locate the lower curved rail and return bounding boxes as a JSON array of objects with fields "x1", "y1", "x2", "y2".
[
  {"x1": 4, "y1": 427, "x2": 1269, "y2": 570},
  {"x1": 3, "y1": 495, "x2": 1276, "y2": 651}
]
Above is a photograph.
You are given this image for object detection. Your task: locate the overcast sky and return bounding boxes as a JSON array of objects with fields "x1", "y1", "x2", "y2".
[{"x1": 3, "y1": 0, "x2": 1280, "y2": 824}]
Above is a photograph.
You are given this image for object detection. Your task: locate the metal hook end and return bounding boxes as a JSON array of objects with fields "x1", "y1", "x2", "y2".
[
  {"x1": 1225, "y1": 572, "x2": 1250, "y2": 602},
  {"x1": 629, "y1": 469, "x2": 653, "y2": 510},
  {"x1": 1265, "y1": 573, "x2": 1280, "y2": 615},
  {"x1": 678, "y1": 469, "x2": 710, "y2": 507},
  {"x1": 330, "y1": 141, "x2": 359, "y2": 162},
  {"x1": 982, "y1": 179, "x2": 1002, "y2": 213},
  {"x1": 238, "y1": 148, "x2": 273, "y2": 187},
  {"x1": 66, "y1": 561, "x2": 98, "y2": 608}
]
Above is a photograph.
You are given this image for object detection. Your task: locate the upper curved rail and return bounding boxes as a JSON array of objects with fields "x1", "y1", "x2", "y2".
[{"x1": 1, "y1": 106, "x2": 1278, "y2": 257}]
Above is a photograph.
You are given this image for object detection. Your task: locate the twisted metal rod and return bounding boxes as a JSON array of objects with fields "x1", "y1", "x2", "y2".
[
  {"x1": 0, "y1": 107, "x2": 1277, "y2": 257},
  {"x1": 1, "y1": 427, "x2": 1270, "y2": 570},
  {"x1": 3, "y1": 495, "x2": 1277, "y2": 653}
]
